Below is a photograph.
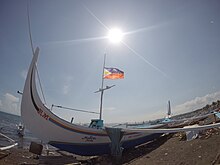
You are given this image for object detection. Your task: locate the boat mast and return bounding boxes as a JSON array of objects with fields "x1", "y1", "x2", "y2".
[
  {"x1": 167, "y1": 100, "x2": 171, "y2": 118},
  {"x1": 99, "y1": 53, "x2": 106, "y2": 120},
  {"x1": 95, "y1": 53, "x2": 115, "y2": 120}
]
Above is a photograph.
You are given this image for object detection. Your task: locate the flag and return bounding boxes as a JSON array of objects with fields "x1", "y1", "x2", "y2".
[{"x1": 103, "y1": 67, "x2": 124, "y2": 79}]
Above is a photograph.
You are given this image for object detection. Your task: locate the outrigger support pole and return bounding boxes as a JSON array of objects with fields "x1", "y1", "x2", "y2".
[
  {"x1": 105, "y1": 127, "x2": 124, "y2": 163},
  {"x1": 51, "y1": 104, "x2": 100, "y2": 115}
]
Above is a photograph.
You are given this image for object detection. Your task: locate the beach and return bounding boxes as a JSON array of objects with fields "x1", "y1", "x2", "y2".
[
  {"x1": 1, "y1": 127, "x2": 220, "y2": 165},
  {"x1": 1, "y1": 104, "x2": 220, "y2": 165}
]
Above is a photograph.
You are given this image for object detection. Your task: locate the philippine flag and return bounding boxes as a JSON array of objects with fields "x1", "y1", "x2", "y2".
[{"x1": 103, "y1": 67, "x2": 124, "y2": 79}]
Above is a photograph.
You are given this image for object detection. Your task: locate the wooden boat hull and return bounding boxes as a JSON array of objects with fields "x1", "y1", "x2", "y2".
[
  {"x1": 20, "y1": 47, "x2": 163, "y2": 156},
  {"x1": 21, "y1": 48, "x2": 220, "y2": 155},
  {"x1": 49, "y1": 132, "x2": 162, "y2": 155}
]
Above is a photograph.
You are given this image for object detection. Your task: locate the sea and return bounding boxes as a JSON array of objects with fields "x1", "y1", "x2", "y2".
[{"x1": 0, "y1": 111, "x2": 41, "y2": 149}]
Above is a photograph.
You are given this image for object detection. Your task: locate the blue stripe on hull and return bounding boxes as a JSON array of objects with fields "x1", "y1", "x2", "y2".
[
  {"x1": 122, "y1": 133, "x2": 163, "y2": 149},
  {"x1": 49, "y1": 133, "x2": 163, "y2": 156},
  {"x1": 49, "y1": 142, "x2": 111, "y2": 156}
]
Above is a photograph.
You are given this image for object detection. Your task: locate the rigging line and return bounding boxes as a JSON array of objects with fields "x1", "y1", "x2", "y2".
[
  {"x1": 27, "y1": 0, "x2": 47, "y2": 105},
  {"x1": 27, "y1": 0, "x2": 34, "y2": 55},
  {"x1": 52, "y1": 104, "x2": 100, "y2": 115},
  {"x1": 36, "y1": 65, "x2": 47, "y2": 105}
]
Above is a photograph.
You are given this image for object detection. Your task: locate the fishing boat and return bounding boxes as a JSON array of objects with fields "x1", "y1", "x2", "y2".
[
  {"x1": 21, "y1": 46, "x2": 220, "y2": 156},
  {"x1": 20, "y1": 47, "x2": 167, "y2": 156},
  {"x1": 161, "y1": 100, "x2": 172, "y2": 123}
]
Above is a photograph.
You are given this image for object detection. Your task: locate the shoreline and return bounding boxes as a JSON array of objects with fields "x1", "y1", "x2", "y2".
[{"x1": 1, "y1": 128, "x2": 220, "y2": 165}]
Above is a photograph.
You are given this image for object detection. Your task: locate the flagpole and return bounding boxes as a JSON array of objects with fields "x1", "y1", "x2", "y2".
[{"x1": 99, "y1": 53, "x2": 106, "y2": 120}]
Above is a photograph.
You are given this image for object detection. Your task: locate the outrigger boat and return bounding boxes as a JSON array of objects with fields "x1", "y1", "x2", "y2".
[
  {"x1": 21, "y1": 47, "x2": 166, "y2": 156},
  {"x1": 21, "y1": 47, "x2": 220, "y2": 156}
]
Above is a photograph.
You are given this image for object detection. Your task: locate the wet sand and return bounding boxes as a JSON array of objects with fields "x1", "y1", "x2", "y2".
[{"x1": 1, "y1": 128, "x2": 220, "y2": 165}]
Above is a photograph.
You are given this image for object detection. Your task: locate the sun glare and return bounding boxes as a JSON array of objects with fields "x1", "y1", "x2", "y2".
[{"x1": 107, "y1": 28, "x2": 123, "y2": 44}]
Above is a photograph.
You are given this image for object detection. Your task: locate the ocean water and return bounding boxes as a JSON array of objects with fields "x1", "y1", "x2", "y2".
[{"x1": 0, "y1": 111, "x2": 41, "y2": 149}]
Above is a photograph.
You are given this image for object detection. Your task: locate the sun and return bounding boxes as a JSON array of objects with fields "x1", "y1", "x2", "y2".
[{"x1": 107, "y1": 28, "x2": 123, "y2": 44}]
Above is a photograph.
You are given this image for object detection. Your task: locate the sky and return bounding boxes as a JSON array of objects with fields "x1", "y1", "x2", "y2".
[{"x1": 0, "y1": 0, "x2": 220, "y2": 123}]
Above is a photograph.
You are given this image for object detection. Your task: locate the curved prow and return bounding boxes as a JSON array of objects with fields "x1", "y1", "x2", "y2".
[
  {"x1": 20, "y1": 47, "x2": 47, "y2": 140},
  {"x1": 20, "y1": 47, "x2": 107, "y2": 144}
]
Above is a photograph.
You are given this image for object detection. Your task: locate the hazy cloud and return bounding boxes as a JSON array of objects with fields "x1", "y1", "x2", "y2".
[
  {"x1": 62, "y1": 76, "x2": 73, "y2": 95},
  {"x1": 105, "y1": 107, "x2": 116, "y2": 111},
  {"x1": 63, "y1": 85, "x2": 70, "y2": 95},
  {"x1": 174, "y1": 91, "x2": 220, "y2": 114},
  {"x1": 21, "y1": 70, "x2": 28, "y2": 79},
  {"x1": 0, "y1": 93, "x2": 20, "y2": 115},
  {"x1": 144, "y1": 91, "x2": 220, "y2": 121}
]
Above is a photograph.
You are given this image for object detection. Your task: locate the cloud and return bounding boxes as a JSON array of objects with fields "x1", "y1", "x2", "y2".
[
  {"x1": 0, "y1": 93, "x2": 20, "y2": 115},
  {"x1": 21, "y1": 70, "x2": 28, "y2": 79},
  {"x1": 142, "y1": 91, "x2": 220, "y2": 121},
  {"x1": 62, "y1": 76, "x2": 73, "y2": 95},
  {"x1": 173, "y1": 91, "x2": 220, "y2": 114},
  {"x1": 105, "y1": 107, "x2": 116, "y2": 111},
  {"x1": 63, "y1": 85, "x2": 70, "y2": 95}
]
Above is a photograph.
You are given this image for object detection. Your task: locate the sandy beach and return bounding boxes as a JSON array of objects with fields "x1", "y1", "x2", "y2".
[
  {"x1": 1, "y1": 127, "x2": 220, "y2": 165},
  {"x1": 1, "y1": 103, "x2": 220, "y2": 165}
]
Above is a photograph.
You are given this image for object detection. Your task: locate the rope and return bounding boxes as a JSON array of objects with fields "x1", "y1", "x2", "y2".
[
  {"x1": 27, "y1": 0, "x2": 47, "y2": 105},
  {"x1": 36, "y1": 67, "x2": 47, "y2": 104}
]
